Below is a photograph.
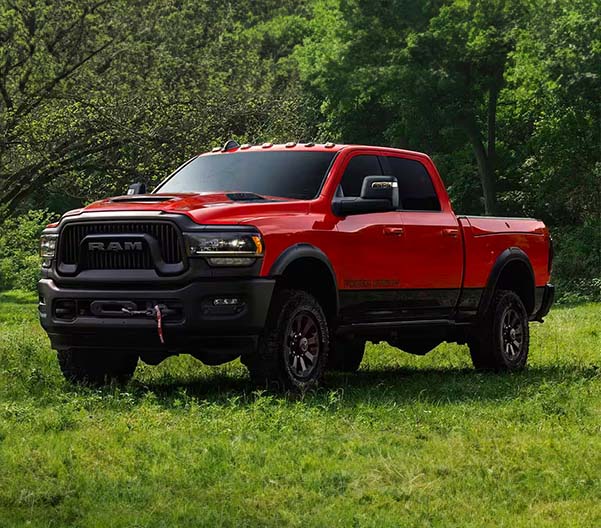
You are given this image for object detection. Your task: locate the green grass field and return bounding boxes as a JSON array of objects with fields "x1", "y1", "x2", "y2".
[{"x1": 0, "y1": 290, "x2": 599, "y2": 527}]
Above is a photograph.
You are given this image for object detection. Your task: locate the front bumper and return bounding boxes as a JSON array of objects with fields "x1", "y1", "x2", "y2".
[{"x1": 38, "y1": 278, "x2": 275, "y2": 354}]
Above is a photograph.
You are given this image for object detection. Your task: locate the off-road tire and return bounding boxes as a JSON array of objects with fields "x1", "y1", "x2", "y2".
[
  {"x1": 57, "y1": 349, "x2": 138, "y2": 385},
  {"x1": 469, "y1": 289, "x2": 529, "y2": 371},
  {"x1": 244, "y1": 289, "x2": 329, "y2": 392},
  {"x1": 327, "y1": 337, "x2": 365, "y2": 373}
]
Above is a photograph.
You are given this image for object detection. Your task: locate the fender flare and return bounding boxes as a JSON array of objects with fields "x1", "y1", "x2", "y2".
[
  {"x1": 478, "y1": 247, "x2": 535, "y2": 318},
  {"x1": 269, "y1": 243, "x2": 339, "y2": 316}
]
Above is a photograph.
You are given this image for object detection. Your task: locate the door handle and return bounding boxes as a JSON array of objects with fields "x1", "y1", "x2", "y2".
[
  {"x1": 383, "y1": 227, "x2": 404, "y2": 236},
  {"x1": 442, "y1": 228, "x2": 459, "y2": 238}
]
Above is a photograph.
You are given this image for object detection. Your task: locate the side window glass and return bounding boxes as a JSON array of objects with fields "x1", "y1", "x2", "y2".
[
  {"x1": 339, "y1": 155, "x2": 382, "y2": 197},
  {"x1": 386, "y1": 157, "x2": 441, "y2": 211}
]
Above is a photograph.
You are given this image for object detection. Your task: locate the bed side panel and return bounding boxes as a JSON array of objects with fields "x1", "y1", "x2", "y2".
[{"x1": 460, "y1": 217, "x2": 550, "y2": 289}]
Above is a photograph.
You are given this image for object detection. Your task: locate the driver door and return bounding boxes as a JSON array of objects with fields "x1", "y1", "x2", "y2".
[{"x1": 331, "y1": 151, "x2": 406, "y2": 324}]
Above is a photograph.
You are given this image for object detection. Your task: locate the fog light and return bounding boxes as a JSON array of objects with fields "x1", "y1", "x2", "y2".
[
  {"x1": 201, "y1": 297, "x2": 245, "y2": 316},
  {"x1": 213, "y1": 298, "x2": 240, "y2": 306},
  {"x1": 55, "y1": 299, "x2": 76, "y2": 320}
]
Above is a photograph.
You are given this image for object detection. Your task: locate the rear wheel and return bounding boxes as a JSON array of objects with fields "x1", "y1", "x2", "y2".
[
  {"x1": 244, "y1": 289, "x2": 329, "y2": 392},
  {"x1": 469, "y1": 290, "x2": 529, "y2": 371},
  {"x1": 57, "y1": 349, "x2": 138, "y2": 385},
  {"x1": 327, "y1": 337, "x2": 365, "y2": 373}
]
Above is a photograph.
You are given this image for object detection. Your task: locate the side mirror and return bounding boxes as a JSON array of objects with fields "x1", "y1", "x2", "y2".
[
  {"x1": 332, "y1": 176, "x2": 398, "y2": 216},
  {"x1": 360, "y1": 176, "x2": 399, "y2": 206},
  {"x1": 127, "y1": 182, "x2": 146, "y2": 195}
]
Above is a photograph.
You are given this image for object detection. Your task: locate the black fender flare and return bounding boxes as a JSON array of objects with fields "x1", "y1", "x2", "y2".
[
  {"x1": 269, "y1": 243, "x2": 339, "y2": 316},
  {"x1": 478, "y1": 247, "x2": 535, "y2": 318}
]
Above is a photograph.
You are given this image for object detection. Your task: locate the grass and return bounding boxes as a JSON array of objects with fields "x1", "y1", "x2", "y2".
[{"x1": 0, "y1": 290, "x2": 600, "y2": 527}]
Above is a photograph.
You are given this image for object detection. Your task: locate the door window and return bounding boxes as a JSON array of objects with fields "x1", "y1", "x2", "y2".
[
  {"x1": 339, "y1": 155, "x2": 382, "y2": 197},
  {"x1": 385, "y1": 157, "x2": 440, "y2": 211}
]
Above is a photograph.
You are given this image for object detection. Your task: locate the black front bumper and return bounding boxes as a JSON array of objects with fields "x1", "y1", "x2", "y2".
[{"x1": 38, "y1": 278, "x2": 275, "y2": 354}]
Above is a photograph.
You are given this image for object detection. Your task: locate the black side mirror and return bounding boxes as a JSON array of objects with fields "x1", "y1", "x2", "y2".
[
  {"x1": 127, "y1": 182, "x2": 146, "y2": 195},
  {"x1": 332, "y1": 176, "x2": 398, "y2": 216},
  {"x1": 360, "y1": 176, "x2": 399, "y2": 207}
]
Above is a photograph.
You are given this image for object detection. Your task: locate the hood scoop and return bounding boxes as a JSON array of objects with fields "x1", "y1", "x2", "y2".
[
  {"x1": 110, "y1": 195, "x2": 179, "y2": 203},
  {"x1": 226, "y1": 192, "x2": 267, "y2": 202}
]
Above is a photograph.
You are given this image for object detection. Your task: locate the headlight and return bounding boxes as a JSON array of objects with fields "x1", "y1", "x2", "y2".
[
  {"x1": 40, "y1": 234, "x2": 59, "y2": 267},
  {"x1": 184, "y1": 232, "x2": 264, "y2": 267}
]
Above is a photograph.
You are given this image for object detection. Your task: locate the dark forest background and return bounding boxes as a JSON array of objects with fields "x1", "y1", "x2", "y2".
[{"x1": 0, "y1": 0, "x2": 599, "y2": 300}]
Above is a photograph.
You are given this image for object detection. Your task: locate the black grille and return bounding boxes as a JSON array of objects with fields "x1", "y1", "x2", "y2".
[{"x1": 59, "y1": 222, "x2": 183, "y2": 270}]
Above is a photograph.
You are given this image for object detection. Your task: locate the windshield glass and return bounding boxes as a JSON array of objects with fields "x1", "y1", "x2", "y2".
[{"x1": 156, "y1": 151, "x2": 336, "y2": 200}]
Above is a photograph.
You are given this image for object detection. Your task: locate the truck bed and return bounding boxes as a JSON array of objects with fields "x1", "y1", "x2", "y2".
[{"x1": 459, "y1": 215, "x2": 551, "y2": 290}]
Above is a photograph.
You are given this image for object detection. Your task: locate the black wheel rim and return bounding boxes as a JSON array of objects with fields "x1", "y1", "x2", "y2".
[
  {"x1": 285, "y1": 311, "x2": 320, "y2": 379},
  {"x1": 500, "y1": 304, "x2": 524, "y2": 361}
]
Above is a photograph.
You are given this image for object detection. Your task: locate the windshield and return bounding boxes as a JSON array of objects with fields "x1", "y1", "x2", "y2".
[{"x1": 156, "y1": 151, "x2": 337, "y2": 200}]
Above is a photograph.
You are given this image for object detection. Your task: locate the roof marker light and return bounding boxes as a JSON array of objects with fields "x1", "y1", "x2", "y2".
[
  {"x1": 262, "y1": 142, "x2": 273, "y2": 148},
  {"x1": 304, "y1": 142, "x2": 315, "y2": 147},
  {"x1": 324, "y1": 142, "x2": 336, "y2": 148},
  {"x1": 211, "y1": 147, "x2": 221, "y2": 152},
  {"x1": 222, "y1": 139, "x2": 240, "y2": 151},
  {"x1": 285, "y1": 142, "x2": 297, "y2": 148},
  {"x1": 240, "y1": 143, "x2": 252, "y2": 149}
]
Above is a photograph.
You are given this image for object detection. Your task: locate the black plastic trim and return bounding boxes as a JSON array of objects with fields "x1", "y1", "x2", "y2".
[
  {"x1": 478, "y1": 247, "x2": 535, "y2": 318},
  {"x1": 534, "y1": 284, "x2": 555, "y2": 321},
  {"x1": 339, "y1": 288, "x2": 461, "y2": 324},
  {"x1": 269, "y1": 243, "x2": 339, "y2": 316}
]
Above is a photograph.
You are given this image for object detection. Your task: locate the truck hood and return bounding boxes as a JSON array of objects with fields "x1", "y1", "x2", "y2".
[{"x1": 64, "y1": 192, "x2": 311, "y2": 225}]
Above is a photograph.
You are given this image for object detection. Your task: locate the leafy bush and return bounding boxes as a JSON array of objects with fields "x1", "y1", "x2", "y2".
[
  {"x1": 551, "y1": 221, "x2": 601, "y2": 304},
  {"x1": 555, "y1": 278, "x2": 601, "y2": 305},
  {"x1": 0, "y1": 210, "x2": 53, "y2": 291}
]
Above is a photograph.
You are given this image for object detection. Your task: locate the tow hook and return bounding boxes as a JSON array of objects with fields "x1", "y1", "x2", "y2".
[{"x1": 121, "y1": 304, "x2": 170, "y2": 344}]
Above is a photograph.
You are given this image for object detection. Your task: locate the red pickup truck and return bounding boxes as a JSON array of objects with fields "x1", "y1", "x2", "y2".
[{"x1": 38, "y1": 142, "x2": 554, "y2": 390}]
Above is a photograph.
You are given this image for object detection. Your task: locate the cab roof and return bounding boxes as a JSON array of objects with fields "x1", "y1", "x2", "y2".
[
  {"x1": 199, "y1": 142, "x2": 346, "y2": 155},
  {"x1": 198, "y1": 142, "x2": 429, "y2": 159}
]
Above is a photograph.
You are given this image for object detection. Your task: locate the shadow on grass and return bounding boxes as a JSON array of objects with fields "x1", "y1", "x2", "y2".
[{"x1": 131, "y1": 363, "x2": 600, "y2": 408}]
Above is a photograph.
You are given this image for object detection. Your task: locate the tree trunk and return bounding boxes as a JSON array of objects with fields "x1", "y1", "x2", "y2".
[
  {"x1": 469, "y1": 133, "x2": 498, "y2": 216},
  {"x1": 462, "y1": 82, "x2": 501, "y2": 216},
  {"x1": 485, "y1": 82, "x2": 500, "y2": 215}
]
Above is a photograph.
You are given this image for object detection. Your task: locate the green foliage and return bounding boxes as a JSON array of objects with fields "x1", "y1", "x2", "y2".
[
  {"x1": 296, "y1": 0, "x2": 600, "y2": 288},
  {"x1": 0, "y1": 0, "x2": 599, "y2": 292},
  {"x1": 0, "y1": 210, "x2": 52, "y2": 291},
  {"x1": 0, "y1": 0, "x2": 313, "y2": 215},
  {"x1": 0, "y1": 297, "x2": 600, "y2": 525}
]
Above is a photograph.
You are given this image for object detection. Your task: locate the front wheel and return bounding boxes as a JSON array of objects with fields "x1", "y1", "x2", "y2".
[
  {"x1": 57, "y1": 349, "x2": 138, "y2": 385},
  {"x1": 244, "y1": 289, "x2": 329, "y2": 392},
  {"x1": 469, "y1": 289, "x2": 530, "y2": 371}
]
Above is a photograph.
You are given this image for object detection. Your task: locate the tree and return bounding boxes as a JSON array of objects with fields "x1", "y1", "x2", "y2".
[
  {"x1": 0, "y1": 0, "x2": 312, "y2": 219},
  {"x1": 503, "y1": 0, "x2": 601, "y2": 287},
  {"x1": 297, "y1": 0, "x2": 525, "y2": 215},
  {"x1": 0, "y1": 0, "x2": 129, "y2": 218},
  {"x1": 405, "y1": 1, "x2": 527, "y2": 215}
]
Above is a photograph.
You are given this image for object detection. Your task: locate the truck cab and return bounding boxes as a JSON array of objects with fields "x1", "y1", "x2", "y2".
[{"x1": 38, "y1": 142, "x2": 554, "y2": 390}]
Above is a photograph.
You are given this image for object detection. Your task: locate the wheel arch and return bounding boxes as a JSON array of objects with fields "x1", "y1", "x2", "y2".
[
  {"x1": 269, "y1": 244, "x2": 339, "y2": 321},
  {"x1": 478, "y1": 248, "x2": 536, "y2": 317}
]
